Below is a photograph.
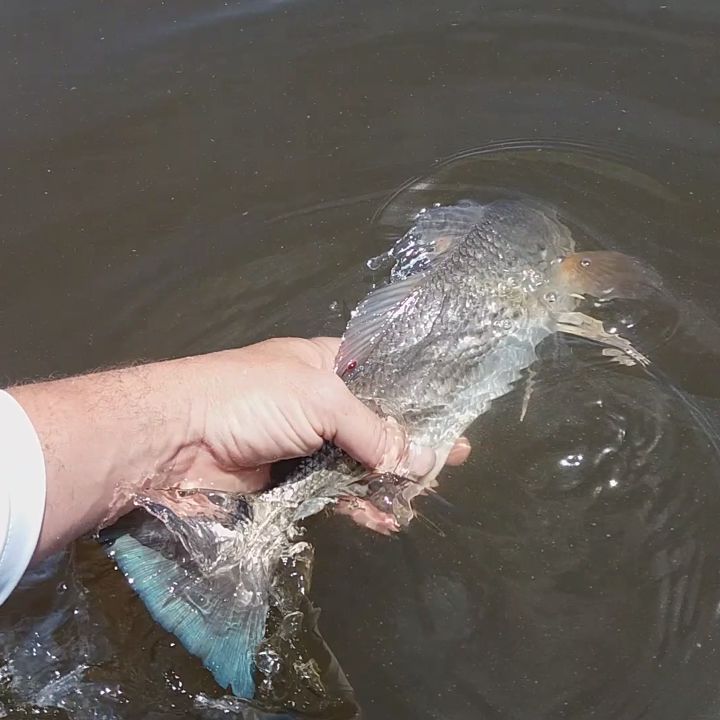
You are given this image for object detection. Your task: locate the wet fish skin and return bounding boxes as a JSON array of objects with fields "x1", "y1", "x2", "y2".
[
  {"x1": 340, "y1": 201, "x2": 576, "y2": 446},
  {"x1": 102, "y1": 198, "x2": 655, "y2": 703}
]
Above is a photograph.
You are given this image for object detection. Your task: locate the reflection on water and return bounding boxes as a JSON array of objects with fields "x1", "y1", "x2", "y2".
[
  {"x1": 0, "y1": 551, "x2": 122, "y2": 719},
  {"x1": 3, "y1": 0, "x2": 720, "y2": 718},
  {"x1": 310, "y1": 357, "x2": 720, "y2": 720}
]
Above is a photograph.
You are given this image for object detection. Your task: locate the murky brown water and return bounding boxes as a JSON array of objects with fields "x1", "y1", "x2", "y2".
[{"x1": 3, "y1": 1, "x2": 720, "y2": 718}]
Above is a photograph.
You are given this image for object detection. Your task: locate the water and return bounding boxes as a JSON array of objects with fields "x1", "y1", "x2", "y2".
[{"x1": 2, "y1": 1, "x2": 720, "y2": 718}]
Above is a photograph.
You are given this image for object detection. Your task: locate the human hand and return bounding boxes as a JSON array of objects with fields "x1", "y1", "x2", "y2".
[
  {"x1": 9, "y1": 336, "x2": 471, "y2": 561},
  {"x1": 166, "y1": 337, "x2": 471, "y2": 527}
]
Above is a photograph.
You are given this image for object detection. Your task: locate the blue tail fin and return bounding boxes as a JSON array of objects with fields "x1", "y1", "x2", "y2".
[{"x1": 102, "y1": 507, "x2": 269, "y2": 699}]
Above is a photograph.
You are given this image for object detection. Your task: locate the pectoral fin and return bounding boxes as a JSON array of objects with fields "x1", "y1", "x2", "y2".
[
  {"x1": 554, "y1": 311, "x2": 650, "y2": 367},
  {"x1": 335, "y1": 275, "x2": 423, "y2": 377}
]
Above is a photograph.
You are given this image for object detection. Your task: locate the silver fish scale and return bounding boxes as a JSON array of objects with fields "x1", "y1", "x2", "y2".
[
  {"x1": 255, "y1": 199, "x2": 577, "y2": 525},
  {"x1": 345, "y1": 203, "x2": 573, "y2": 444},
  {"x1": 389, "y1": 200, "x2": 491, "y2": 280}
]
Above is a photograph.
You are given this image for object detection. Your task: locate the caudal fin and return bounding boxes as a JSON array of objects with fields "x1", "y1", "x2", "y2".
[{"x1": 102, "y1": 502, "x2": 270, "y2": 699}]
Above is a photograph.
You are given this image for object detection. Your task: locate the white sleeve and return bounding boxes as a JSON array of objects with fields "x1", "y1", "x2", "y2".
[{"x1": 0, "y1": 389, "x2": 47, "y2": 604}]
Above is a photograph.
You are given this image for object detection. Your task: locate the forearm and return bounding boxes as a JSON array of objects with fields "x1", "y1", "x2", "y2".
[{"x1": 7, "y1": 358, "x2": 200, "y2": 562}]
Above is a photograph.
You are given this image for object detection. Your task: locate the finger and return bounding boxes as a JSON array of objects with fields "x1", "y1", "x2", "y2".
[
  {"x1": 329, "y1": 385, "x2": 437, "y2": 480},
  {"x1": 309, "y1": 337, "x2": 342, "y2": 370},
  {"x1": 446, "y1": 437, "x2": 471, "y2": 466},
  {"x1": 176, "y1": 464, "x2": 271, "y2": 494},
  {"x1": 335, "y1": 498, "x2": 400, "y2": 535}
]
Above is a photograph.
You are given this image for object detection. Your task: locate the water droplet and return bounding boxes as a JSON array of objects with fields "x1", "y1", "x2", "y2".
[
  {"x1": 493, "y1": 317, "x2": 513, "y2": 330},
  {"x1": 366, "y1": 253, "x2": 387, "y2": 271},
  {"x1": 560, "y1": 453, "x2": 584, "y2": 468},
  {"x1": 256, "y1": 649, "x2": 282, "y2": 675}
]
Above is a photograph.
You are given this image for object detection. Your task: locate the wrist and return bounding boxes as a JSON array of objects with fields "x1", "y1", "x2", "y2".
[
  {"x1": 136, "y1": 355, "x2": 210, "y2": 487},
  {"x1": 96, "y1": 357, "x2": 208, "y2": 504},
  {"x1": 7, "y1": 356, "x2": 205, "y2": 559}
]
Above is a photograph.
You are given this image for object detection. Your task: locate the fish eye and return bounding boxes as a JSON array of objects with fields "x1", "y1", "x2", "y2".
[{"x1": 580, "y1": 257, "x2": 592, "y2": 268}]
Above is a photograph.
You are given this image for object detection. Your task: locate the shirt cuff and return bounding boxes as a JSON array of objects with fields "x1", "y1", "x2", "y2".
[{"x1": 0, "y1": 389, "x2": 47, "y2": 604}]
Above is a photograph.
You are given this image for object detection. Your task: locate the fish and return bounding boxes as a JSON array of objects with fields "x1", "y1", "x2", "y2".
[{"x1": 100, "y1": 197, "x2": 660, "y2": 706}]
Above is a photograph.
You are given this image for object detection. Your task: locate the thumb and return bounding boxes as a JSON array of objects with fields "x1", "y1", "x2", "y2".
[{"x1": 329, "y1": 385, "x2": 438, "y2": 480}]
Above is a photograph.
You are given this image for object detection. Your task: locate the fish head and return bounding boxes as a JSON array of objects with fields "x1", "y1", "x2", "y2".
[
  {"x1": 549, "y1": 250, "x2": 663, "y2": 303},
  {"x1": 467, "y1": 202, "x2": 663, "y2": 311}
]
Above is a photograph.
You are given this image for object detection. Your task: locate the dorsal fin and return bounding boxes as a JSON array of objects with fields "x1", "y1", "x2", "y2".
[
  {"x1": 336, "y1": 202, "x2": 488, "y2": 376},
  {"x1": 386, "y1": 200, "x2": 485, "y2": 281}
]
